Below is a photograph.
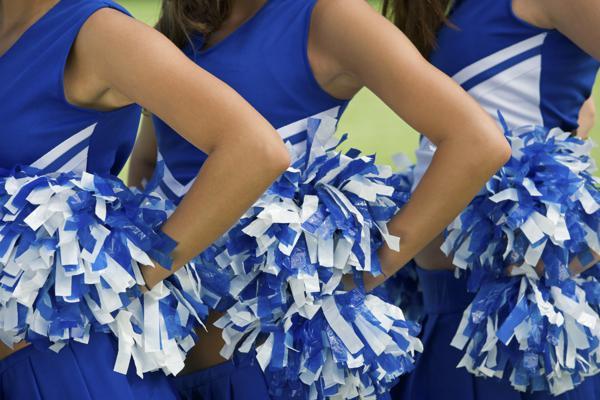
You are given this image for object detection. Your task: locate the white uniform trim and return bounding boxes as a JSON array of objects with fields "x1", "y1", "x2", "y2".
[
  {"x1": 157, "y1": 153, "x2": 196, "y2": 198},
  {"x1": 57, "y1": 147, "x2": 89, "y2": 174},
  {"x1": 30, "y1": 123, "x2": 96, "y2": 170},
  {"x1": 470, "y1": 55, "x2": 544, "y2": 128},
  {"x1": 278, "y1": 106, "x2": 340, "y2": 140},
  {"x1": 452, "y1": 33, "x2": 547, "y2": 85}
]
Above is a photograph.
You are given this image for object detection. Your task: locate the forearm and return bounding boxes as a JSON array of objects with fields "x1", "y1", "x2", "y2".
[
  {"x1": 142, "y1": 139, "x2": 289, "y2": 288},
  {"x1": 127, "y1": 113, "x2": 158, "y2": 189},
  {"x1": 368, "y1": 130, "x2": 509, "y2": 289}
]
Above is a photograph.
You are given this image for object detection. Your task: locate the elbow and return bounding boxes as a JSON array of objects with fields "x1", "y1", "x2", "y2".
[
  {"x1": 457, "y1": 122, "x2": 511, "y2": 178},
  {"x1": 478, "y1": 130, "x2": 512, "y2": 173},
  {"x1": 490, "y1": 135, "x2": 512, "y2": 168},
  {"x1": 257, "y1": 135, "x2": 291, "y2": 177},
  {"x1": 270, "y1": 141, "x2": 292, "y2": 175}
]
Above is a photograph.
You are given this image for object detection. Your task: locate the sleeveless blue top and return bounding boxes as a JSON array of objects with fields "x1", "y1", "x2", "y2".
[
  {"x1": 153, "y1": 0, "x2": 349, "y2": 203},
  {"x1": 0, "y1": 0, "x2": 141, "y2": 177},
  {"x1": 413, "y1": 0, "x2": 600, "y2": 187}
]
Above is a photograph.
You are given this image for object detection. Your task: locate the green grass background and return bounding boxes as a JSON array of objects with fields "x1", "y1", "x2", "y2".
[{"x1": 117, "y1": 0, "x2": 600, "y2": 168}]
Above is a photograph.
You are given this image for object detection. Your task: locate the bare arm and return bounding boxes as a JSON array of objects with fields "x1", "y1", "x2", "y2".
[
  {"x1": 128, "y1": 112, "x2": 158, "y2": 189},
  {"x1": 577, "y1": 97, "x2": 596, "y2": 139},
  {"x1": 310, "y1": 0, "x2": 511, "y2": 287},
  {"x1": 69, "y1": 10, "x2": 290, "y2": 287}
]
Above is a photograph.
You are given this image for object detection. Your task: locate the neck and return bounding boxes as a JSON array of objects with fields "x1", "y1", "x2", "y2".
[{"x1": 0, "y1": 0, "x2": 55, "y2": 33}]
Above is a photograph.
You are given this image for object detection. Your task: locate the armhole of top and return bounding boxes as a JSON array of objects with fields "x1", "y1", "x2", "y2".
[
  {"x1": 56, "y1": 2, "x2": 136, "y2": 116},
  {"x1": 302, "y1": 0, "x2": 351, "y2": 103},
  {"x1": 508, "y1": 0, "x2": 552, "y2": 32}
]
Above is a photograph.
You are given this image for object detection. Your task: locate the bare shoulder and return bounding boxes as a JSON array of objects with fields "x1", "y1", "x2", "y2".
[
  {"x1": 535, "y1": 0, "x2": 600, "y2": 27},
  {"x1": 311, "y1": 0, "x2": 383, "y2": 37},
  {"x1": 76, "y1": 7, "x2": 170, "y2": 57},
  {"x1": 65, "y1": 7, "x2": 190, "y2": 109},
  {"x1": 512, "y1": 0, "x2": 553, "y2": 29}
]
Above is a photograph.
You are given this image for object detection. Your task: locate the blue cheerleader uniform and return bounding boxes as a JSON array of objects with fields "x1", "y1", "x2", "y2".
[
  {"x1": 394, "y1": 0, "x2": 600, "y2": 399},
  {"x1": 153, "y1": 1, "x2": 348, "y2": 398},
  {"x1": 0, "y1": 0, "x2": 179, "y2": 398},
  {"x1": 154, "y1": 1, "x2": 422, "y2": 399}
]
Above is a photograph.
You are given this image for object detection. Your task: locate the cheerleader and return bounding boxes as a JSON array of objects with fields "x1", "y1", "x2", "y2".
[
  {"x1": 128, "y1": 0, "x2": 510, "y2": 398},
  {"x1": 382, "y1": 0, "x2": 600, "y2": 399},
  {"x1": 0, "y1": 0, "x2": 289, "y2": 398}
]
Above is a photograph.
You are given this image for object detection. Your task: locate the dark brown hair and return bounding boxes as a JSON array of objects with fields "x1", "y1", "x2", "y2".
[
  {"x1": 156, "y1": 0, "x2": 232, "y2": 48},
  {"x1": 382, "y1": 0, "x2": 453, "y2": 56}
]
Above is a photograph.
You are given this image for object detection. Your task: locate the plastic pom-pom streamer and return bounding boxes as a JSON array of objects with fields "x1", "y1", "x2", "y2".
[
  {"x1": 442, "y1": 120, "x2": 600, "y2": 394},
  {"x1": 0, "y1": 167, "x2": 206, "y2": 377},
  {"x1": 183, "y1": 116, "x2": 422, "y2": 399},
  {"x1": 451, "y1": 271, "x2": 600, "y2": 394}
]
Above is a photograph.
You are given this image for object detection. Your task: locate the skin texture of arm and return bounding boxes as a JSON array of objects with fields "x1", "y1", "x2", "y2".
[
  {"x1": 128, "y1": 113, "x2": 158, "y2": 190},
  {"x1": 64, "y1": 9, "x2": 290, "y2": 287},
  {"x1": 308, "y1": 0, "x2": 511, "y2": 288}
]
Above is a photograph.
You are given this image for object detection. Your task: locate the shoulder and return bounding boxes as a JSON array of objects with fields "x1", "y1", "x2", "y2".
[
  {"x1": 75, "y1": 7, "x2": 173, "y2": 65},
  {"x1": 534, "y1": 0, "x2": 600, "y2": 27},
  {"x1": 66, "y1": 5, "x2": 187, "y2": 104},
  {"x1": 59, "y1": 0, "x2": 133, "y2": 24},
  {"x1": 310, "y1": 0, "x2": 393, "y2": 51},
  {"x1": 79, "y1": 7, "x2": 138, "y2": 41},
  {"x1": 311, "y1": 0, "x2": 379, "y2": 29}
]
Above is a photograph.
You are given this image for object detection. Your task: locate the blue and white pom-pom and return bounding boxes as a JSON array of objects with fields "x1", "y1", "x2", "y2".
[
  {"x1": 371, "y1": 165, "x2": 424, "y2": 322},
  {"x1": 190, "y1": 116, "x2": 423, "y2": 399},
  {"x1": 442, "y1": 119, "x2": 600, "y2": 394},
  {"x1": 0, "y1": 167, "x2": 206, "y2": 376}
]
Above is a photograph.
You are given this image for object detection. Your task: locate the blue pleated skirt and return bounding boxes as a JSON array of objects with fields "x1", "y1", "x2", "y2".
[
  {"x1": 174, "y1": 352, "x2": 270, "y2": 400},
  {"x1": 392, "y1": 267, "x2": 600, "y2": 400},
  {"x1": 0, "y1": 332, "x2": 179, "y2": 400}
]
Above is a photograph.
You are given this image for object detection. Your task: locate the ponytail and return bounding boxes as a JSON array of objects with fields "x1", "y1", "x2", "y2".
[
  {"x1": 156, "y1": 0, "x2": 232, "y2": 48},
  {"x1": 381, "y1": 0, "x2": 453, "y2": 56}
]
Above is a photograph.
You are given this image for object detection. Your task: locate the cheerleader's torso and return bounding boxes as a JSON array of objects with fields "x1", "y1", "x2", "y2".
[
  {"x1": 0, "y1": 0, "x2": 141, "y2": 177},
  {"x1": 413, "y1": 0, "x2": 600, "y2": 187},
  {"x1": 152, "y1": 0, "x2": 350, "y2": 203}
]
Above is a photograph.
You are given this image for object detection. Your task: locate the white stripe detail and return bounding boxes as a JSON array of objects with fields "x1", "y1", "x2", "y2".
[
  {"x1": 277, "y1": 106, "x2": 340, "y2": 140},
  {"x1": 154, "y1": 186, "x2": 168, "y2": 200},
  {"x1": 452, "y1": 33, "x2": 547, "y2": 85},
  {"x1": 157, "y1": 153, "x2": 195, "y2": 198},
  {"x1": 57, "y1": 147, "x2": 89, "y2": 174},
  {"x1": 468, "y1": 55, "x2": 543, "y2": 128},
  {"x1": 30, "y1": 123, "x2": 96, "y2": 170}
]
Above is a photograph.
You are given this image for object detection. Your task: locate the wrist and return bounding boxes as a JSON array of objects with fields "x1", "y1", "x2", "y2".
[
  {"x1": 141, "y1": 263, "x2": 170, "y2": 290},
  {"x1": 363, "y1": 273, "x2": 387, "y2": 293},
  {"x1": 378, "y1": 246, "x2": 401, "y2": 276}
]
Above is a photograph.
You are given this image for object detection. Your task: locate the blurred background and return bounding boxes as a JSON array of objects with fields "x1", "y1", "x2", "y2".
[{"x1": 117, "y1": 0, "x2": 600, "y2": 167}]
